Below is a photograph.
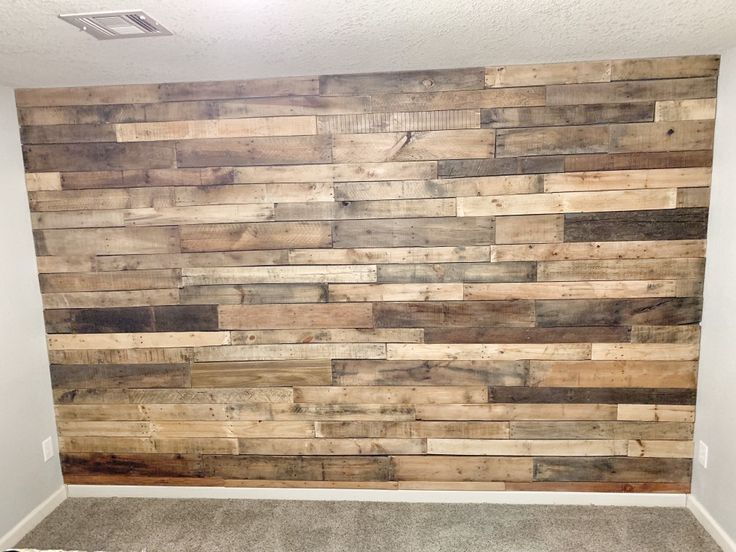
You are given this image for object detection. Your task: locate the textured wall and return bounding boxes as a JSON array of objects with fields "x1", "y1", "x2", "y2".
[
  {"x1": 17, "y1": 55, "x2": 717, "y2": 491},
  {"x1": 0, "y1": 85, "x2": 63, "y2": 540}
]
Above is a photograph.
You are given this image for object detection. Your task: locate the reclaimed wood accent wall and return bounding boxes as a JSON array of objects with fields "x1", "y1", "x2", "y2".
[{"x1": 17, "y1": 55, "x2": 717, "y2": 492}]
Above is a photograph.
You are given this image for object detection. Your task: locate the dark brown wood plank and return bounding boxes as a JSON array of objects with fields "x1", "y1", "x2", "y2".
[
  {"x1": 481, "y1": 103, "x2": 654, "y2": 128},
  {"x1": 533, "y1": 457, "x2": 692, "y2": 483},
  {"x1": 535, "y1": 298, "x2": 703, "y2": 327},
  {"x1": 21, "y1": 124, "x2": 118, "y2": 144},
  {"x1": 488, "y1": 387, "x2": 696, "y2": 404},
  {"x1": 45, "y1": 307, "x2": 155, "y2": 334},
  {"x1": 374, "y1": 301, "x2": 535, "y2": 328},
  {"x1": 438, "y1": 156, "x2": 565, "y2": 178},
  {"x1": 203, "y1": 455, "x2": 391, "y2": 481},
  {"x1": 564, "y1": 208, "x2": 708, "y2": 242},
  {"x1": 176, "y1": 136, "x2": 332, "y2": 168},
  {"x1": 61, "y1": 452, "x2": 204, "y2": 477},
  {"x1": 424, "y1": 326, "x2": 631, "y2": 344},
  {"x1": 23, "y1": 143, "x2": 176, "y2": 172},
  {"x1": 153, "y1": 305, "x2": 220, "y2": 332},
  {"x1": 50, "y1": 364, "x2": 190, "y2": 389},
  {"x1": 319, "y1": 68, "x2": 485, "y2": 95},
  {"x1": 563, "y1": 150, "x2": 713, "y2": 172}
]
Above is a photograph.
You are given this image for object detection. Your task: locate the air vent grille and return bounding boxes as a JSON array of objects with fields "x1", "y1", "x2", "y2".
[{"x1": 59, "y1": 10, "x2": 173, "y2": 40}]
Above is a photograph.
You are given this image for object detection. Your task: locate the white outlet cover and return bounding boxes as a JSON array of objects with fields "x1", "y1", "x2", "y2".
[
  {"x1": 42, "y1": 437, "x2": 54, "y2": 462},
  {"x1": 698, "y1": 440, "x2": 709, "y2": 468}
]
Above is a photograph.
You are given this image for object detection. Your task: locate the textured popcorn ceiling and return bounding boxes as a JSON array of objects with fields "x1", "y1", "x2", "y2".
[{"x1": 1, "y1": 0, "x2": 736, "y2": 87}]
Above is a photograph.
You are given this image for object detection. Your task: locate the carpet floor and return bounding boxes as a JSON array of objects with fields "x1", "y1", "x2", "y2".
[{"x1": 16, "y1": 497, "x2": 721, "y2": 552}]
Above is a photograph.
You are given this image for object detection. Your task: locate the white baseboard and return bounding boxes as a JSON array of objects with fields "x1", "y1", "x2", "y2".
[
  {"x1": 67, "y1": 484, "x2": 686, "y2": 507},
  {"x1": 0, "y1": 485, "x2": 67, "y2": 549},
  {"x1": 687, "y1": 495, "x2": 736, "y2": 552}
]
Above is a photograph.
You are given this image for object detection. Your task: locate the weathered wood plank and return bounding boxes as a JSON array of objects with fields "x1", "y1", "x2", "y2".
[
  {"x1": 488, "y1": 387, "x2": 696, "y2": 405},
  {"x1": 181, "y1": 284, "x2": 327, "y2": 305},
  {"x1": 54, "y1": 388, "x2": 293, "y2": 405},
  {"x1": 293, "y1": 386, "x2": 488, "y2": 404},
  {"x1": 655, "y1": 99, "x2": 717, "y2": 121},
  {"x1": 23, "y1": 142, "x2": 176, "y2": 172},
  {"x1": 35, "y1": 227, "x2": 180, "y2": 256},
  {"x1": 182, "y1": 265, "x2": 376, "y2": 285},
  {"x1": 48, "y1": 332, "x2": 231, "y2": 350},
  {"x1": 39, "y1": 269, "x2": 180, "y2": 293},
  {"x1": 546, "y1": 77, "x2": 717, "y2": 105},
  {"x1": 464, "y1": 280, "x2": 679, "y2": 300},
  {"x1": 376, "y1": 262, "x2": 535, "y2": 283},
  {"x1": 97, "y1": 250, "x2": 288, "y2": 271},
  {"x1": 333, "y1": 217, "x2": 494, "y2": 247},
  {"x1": 482, "y1": 103, "x2": 653, "y2": 128},
  {"x1": 25, "y1": 172, "x2": 61, "y2": 191},
  {"x1": 529, "y1": 360, "x2": 697, "y2": 388},
  {"x1": 428, "y1": 439, "x2": 625, "y2": 456},
  {"x1": 535, "y1": 297, "x2": 703, "y2": 327},
  {"x1": 179, "y1": 222, "x2": 332, "y2": 252},
  {"x1": 544, "y1": 167, "x2": 711, "y2": 192},
  {"x1": 238, "y1": 438, "x2": 425, "y2": 455},
  {"x1": 287, "y1": 246, "x2": 491, "y2": 265},
  {"x1": 15, "y1": 84, "x2": 160, "y2": 107},
  {"x1": 274, "y1": 198, "x2": 456, "y2": 221},
  {"x1": 392, "y1": 456, "x2": 533, "y2": 482},
  {"x1": 416, "y1": 404, "x2": 616, "y2": 421},
  {"x1": 233, "y1": 162, "x2": 438, "y2": 183},
  {"x1": 487, "y1": 61, "x2": 611, "y2": 87},
  {"x1": 591, "y1": 343, "x2": 699, "y2": 361},
  {"x1": 387, "y1": 343, "x2": 591, "y2": 361},
  {"x1": 492, "y1": 239, "x2": 706, "y2": 262},
  {"x1": 193, "y1": 343, "x2": 386, "y2": 362},
  {"x1": 533, "y1": 457, "x2": 691, "y2": 482},
  {"x1": 332, "y1": 130, "x2": 494, "y2": 162},
  {"x1": 537, "y1": 258, "x2": 704, "y2": 281},
  {"x1": 495, "y1": 215, "x2": 564, "y2": 244},
  {"x1": 321, "y1": 68, "x2": 484, "y2": 95},
  {"x1": 173, "y1": 182, "x2": 334, "y2": 206},
  {"x1": 50, "y1": 363, "x2": 189, "y2": 389},
  {"x1": 176, "y1": 135, "x2": 332, "y2": 167},
  {"x1": 496, "y1": 125, "x2": 610, "y2": 157},
  {"x1": 231, "y1": 329, "x2": 423, "y2": 345},
  {"x1": 42, "y1": 289, "x2": 180, "y2": 309},
  {"x1": 563, "y1": 208, "x2": 708, "y2": 242},
  {"x1": 424, "y1": 327, "x2": 630, "y2": 344},
  {"x1": 328, "y1": 283, "x2": 463, "y2": 302},
  {"x1": 618, "y1": 404, "x2": 695, "y2": 422},
  {"x1": 628, "y1": 440, "x2": 693, "y2": 458},
  {"x1": 317, "y1": 110, "x2": 481, "y2": 134},
  {"x1": 191, "y1": 360, "x2": 332, "y2": 387},
  {"x1": 157, "y1": 76, "x2": 319, "y2": 101},
  {"x1": 610, "y1": 56, "x2": 720, "y2": 81},
  {"x1": 316, "y1": 421, "x2": 509, "y2": 439},
  {"x1": 218, "y1": 303, "x2": 374, "y2": 329},
  {"x1": 374, "y1": 301, "x2": 534, "y2": 328},
  {"x1": 510, "y1": 421, "x2": 694, "y2": 440},
  {"x1": 610, "y1": 121, "x2": 715, "y2": 153},
  {"x1": 563, "y1": 150, "x2": 713, "y2": 172},
  {"x1": 630, "y1": 325, "x2": 701, "y2": 344},
  {"x1": 371, "y1": 88, "x2": 545, "y2": 113},
  {"x1": 204, "y1": 455, "x2": 391, "y2": 481}
]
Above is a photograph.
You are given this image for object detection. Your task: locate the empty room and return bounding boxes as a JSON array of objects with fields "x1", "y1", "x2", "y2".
[{"x1": 1, "y1": 1, "x2": 735, "y2": 551}]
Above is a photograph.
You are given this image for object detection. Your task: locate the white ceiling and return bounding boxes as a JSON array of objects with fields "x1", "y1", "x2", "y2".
[{"x1": 2, "y1": 0, "x2": 736, "y2": 88}]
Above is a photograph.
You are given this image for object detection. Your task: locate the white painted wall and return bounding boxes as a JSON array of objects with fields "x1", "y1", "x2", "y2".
[
  {"x1": 692, "y1": 47, "x2": 736, "y2": 545},
  {"x1": 0, "y1": 85, "x2": 64, "y2": 543}
]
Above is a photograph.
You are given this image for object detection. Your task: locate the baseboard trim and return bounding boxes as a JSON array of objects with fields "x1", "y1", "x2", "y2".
[
  {"x1": 0, "y1": 485, "x2": 67, "y2": 549},
  {"x1": 67, "y1": 484, "x2": 686, "y2": 506},
  {"x1": 687, "y1": 495, "x2": 736, "y2": 552}
]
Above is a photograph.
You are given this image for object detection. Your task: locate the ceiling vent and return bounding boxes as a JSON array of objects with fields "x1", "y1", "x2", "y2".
[{"x1": 59, "y1": 10, "x2": 173, "y2": 40}]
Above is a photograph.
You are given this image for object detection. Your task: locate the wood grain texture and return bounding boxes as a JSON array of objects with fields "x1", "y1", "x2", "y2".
[{"x1": 19, "y1": 55, "x2": 716, "y2": 490}]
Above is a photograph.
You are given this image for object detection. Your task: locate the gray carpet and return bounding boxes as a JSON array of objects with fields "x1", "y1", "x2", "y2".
[{"x1": 16, "y1": 497, "x2": 721, "y2": 552}]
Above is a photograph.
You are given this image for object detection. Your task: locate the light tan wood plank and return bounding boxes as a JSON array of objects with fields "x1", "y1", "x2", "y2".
[
  {"x1": 544, "y1": 168, "x2": 711, "y2": 192},
  {"x1": 238, "y1": 438, "x2": 424, "y2": 455},
  {"x1": 486, "y1": 61, "x2": 611, "y2": 87},
  {"x1": 42, "y1": 289, "x2": 180, "y2": 309},
  {"x1": 427, "y1": 439, "x2": 625, "y2": 456},
  {"x1": 655, "y1": 99, "x2": 717, "y2": 121},
  {"x1": 464, "y1": 280, "x2": 678, "y2": 300},
  {"x1": 25, "y1": 172, "x2": 61, "y2": 191},
  {"x1": 529, "y1": 360, "x2": 697, "y2": 388},
  {"x1": 232, "y1": 162, "x2": 437, "y2": 183},
  {"x1": 591, "y1": 343, "x2": 700, "y2": 361},
  {"x1": 386, "y1": 343, "x2": 591, "y2": 361},
  {"x1": 416, "y1": 404, "x2": 617, "y2": 421},
  {"x1": 293, "y1": 386, "x2": 488, "y2": 404},
  {"x1": 123, "y1": 204, "x2": 274, "y2": 226},
  {"x1": 495, "y1": 214, "x2": 563, "y2": 244},
  {"x1": 182, "y1": 265, "x2": 376, "y2": 285},
  {"x1": 218, "y1": 304, "x2": 374, "y2": 330},
  {"x1": 194, "y1": 343, "x2": 386, "y2": 362},
  {"x1": 151, "y1": 421, "x2": 315, "y2": 438},
  {"x1": 288, "y1": 246, "x2": 491, "y2": 265},
  {"x1": 231, "y1": 329, "x2": 424, "y2": 345},
  {"x1": 628, "y1": 440, "x2": 693, "y2": 458},
  {"x1": 329, "y1": 283, "x2": 463, "y2": 302},
  {"x1": 191, "y1": 360, "x2": 332, "y2": 387},
  {"x1": 617, "y1": 404, "x2": 695, "y2": 422},
  {"x1": 491, "y1": 240, "x2": 706, "y2": 262},
  {"x1": 48, "y1": 332, "x2": 231, "y2": 350},
  {"x1": 537, "y1": 258, "x2": 705, "y2": 281}
]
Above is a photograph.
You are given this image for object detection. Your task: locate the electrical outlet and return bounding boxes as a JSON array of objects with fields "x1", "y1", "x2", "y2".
[
  {"x1": 698, "y1": 441, "x2": 708, "y2": 468},
  {"x1": 42, "y1": 437, "x2": 54, "y2": 462}
]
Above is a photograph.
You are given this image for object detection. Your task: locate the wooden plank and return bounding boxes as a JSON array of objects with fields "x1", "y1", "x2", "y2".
[
  {"x1": 563, "y1": 208, "x2": 708, "y2": 242},
  {"x1": 482, "y1": 103, "x2": 653, "y2": 128},
  {"x1": 529, "y1": 360, "x2": 697, "y2": 388},
  {"x1": 179, "y1": 221, "x2": 331, "y2": 252},
  {"x1": 495, "y1": 125, "x2": 610, "y2": 157},
  {"x1": 25, "y1": 172, "x2": 61, "y2": 191},
  {"x1": 486, "y1": 61, "x2": 611, "y2": 87},
  {"x1": 492, "y1": 240, "x2": 706, "y2": 262},
  {"x1": 60, "y1": 452, "x2": 203, "y2": 478},
  {"x1": 238, "y1": 438, "x2": 424, "y2": 455},
  {"x1": 563, "y1": 150, "x2": 713, "y2": 172},
  {"x1": 655, "y1": 99, "x2": 716, "y2": 121},
  {"x1": 193, "y1": 343, "x2": 386, "y2": 362},
  {"x1": 316, "y1": 421, "x2": 509, "y2": 439},
  {"x1": 49, "y1": 347, "x2": 194, "y2": 365},
  {"x1": 533, "y1": 457, "x2": 691, "y2": 483},
  {"x1": 151, "y1": 421, "x2": 313, "y2": 438},
  {"x1": 231, "y1": 329, "x2": 423, "y2": 345},
  {"x1": 535, "y1": 297, "x2": 703, "y2": 327},
  {"x1": 464, "y1": 280, "x2": 678, "y2": 300},
  {"x1": 334, "y1": 175, "x2": 542, "y2": 201},
  {"x1": 181, "y1": 284, "x2": 326, "y2": 305},
  {"x1": 610, "y1": 121, "x2": 715, "y2": 153},
  {"x1": 370, "y1": 88, "x2": 546, "y2": 112},
  {"x1": 537, "y1": 258, "x2": 704, "y2": 281},
  {"x1": 176, "y1": 135, "x2": 332, "y2": 167},
  {"x1": 218, "y1": 303, "x2": 374, "y2": 329},
  {"x1": 628, "y1": 440, "x2": 693, "y2": 458},
  {"x1": 274, "y1": 198, "x2": 456, "y2": 221},
  {"x1": 34, "y1": 227, "x2": 180, "y2": 256},
  {"x1": 182, "y1": 265, "x2": 376, "y2": 285},
  {"x1": 174, "y1": 182, "x2": 334, "y2": 206},
  {"x1": 317, "y1": 110, "x2": 481, "y2": 134},
  {"x1": 115, "y1": 116, "x2": 317, "y2": 142},
  {"x1": 42, "y1": 290, "x2": 180, "y2": 309},
  {"x1": 21, "y1": 123, "x2": 118, "y2": 144},
  {"x1": 488, "y1": 387, "x2": 696, "y2": 405},
  {"x1": 23, "y1": 142, "x2": 176, "y2": 172},
  {"x1": 97, "y1": 250, "x2": 288, "y2": 271},
  {"x1": 677, "y1": 187, "x2": 710, "y2": 208},
  {"x1": 29, "y1": 188, "x2": 176, "y2": 212},
  {"x1": 45, "y1": 307, "x2": 155, "y2": 334},
  {"x1": 495, "y1": 215, "x2": 564, "y2": 244},
  {"x1": 55, "y1": 387, "x2": 293, "y2": 405},
  {"x1": 333, "y1": 360, "x2": 529, "y2": 386},
  {"x1": 233, "y1": 162, "x2": 437, "y2": 183},
  {"x1": 328, "y1": 283, "x2": 463, "y2": 302},
  {"x1": 31, "y1": 210, "x2": 126, "y2": 230},
  {"x1": 57, "y1": 421, "x2": 153, "y2": 437},
  {"x1": 610, "y1": 56, "x2": 720, "y2": 80},
  {"x1": 15, "y1": 84, "x2": 160, "y2": 107},
  {"x1": 203, "y1": 456, "x2": 391, "y2": 481},
  {"x1": 331, "y1": 130, "x2": 494, "y2": 162},
  {"x1": 18, "y1": 104, "x2": 147, "y2": 126},
  {"x1": 458, "y1": 189, "x2": 676, "y2": 217},
  {"x1": 320, "y1": 68, "x2": 484, "y2": 95},
  {"x1": 510, "y1": 421, "x2": 694, "y2": 440},
  {"x1": 48, "y1": 332, "x2": 231, "y2": 350},
  {"x1": 293, "y1": 386, "x2": 488, "y2": 404},
  {"x1": 592, "y1": 343, "x2": 699, "y2": 361},
  {"x1": 424, "y1": 326, "x2": 630, "y2": 344},
  {"x1": 123, "y1": 205, "x2": 275, "y2": 226},
  {"x1": 415, "y1": 404, "x2": 616, "y2": 421},
  {"x1": 376, "y1": 262, "x2": 535, "y2": 283},
  {"x1": 50, "y1": 364, "x2": 189, "y2": 389},
  {"x1": 374, "y1": 301, "x2": 534, "y2": 328},
  {"x1": 157, "y1": 76, "x2": 319, "y2": 101},
  {"x1": 39, "y1": 269, "x2": 180, "y2": 293},
  {"x1": 392, "y1": 456, "x2": 533, "y2": 482},
  {"x1": 544, "y1": 167, "x2": 711, "y2": 192},
  {"x1": 546, "y1": 77, "x2": 717, "y2": 105},
  {"x1": 386, "y1": 343, "x2": 591, "y2": 361},
  {"x1": 191, "y1": 360, "x2": 332, "y2": 387},
  {"x1": 630, "y1": 325, "x2": 701, "y2": 344},
  {"x1": 288, "y1": 246, "x2": 491, "y2": 265},
  {"x1": 618, "y1": 404, "x2": 695, "y2": 422},
  {"x1": 333, "y1": 217, "x2": 494, "y2": 248},
  {"x1": 59, "y1": 436, "x2": 238, "y2": 455},
  {"x1": 427, "y1": 439, "x2": 625, "y2": 456}
]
